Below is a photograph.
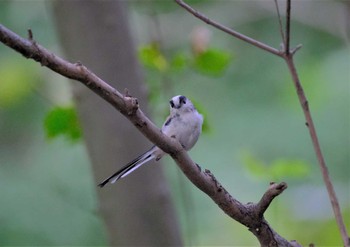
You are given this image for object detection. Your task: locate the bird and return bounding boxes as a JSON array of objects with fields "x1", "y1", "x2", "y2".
[{"x1": 98, "y1": 95, "x2": 203, "y2": 187}]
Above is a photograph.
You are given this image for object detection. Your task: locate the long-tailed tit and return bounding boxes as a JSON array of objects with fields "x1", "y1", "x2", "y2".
[{"x1": 98, "y1": 95, "x2": 203, "y2": 187}]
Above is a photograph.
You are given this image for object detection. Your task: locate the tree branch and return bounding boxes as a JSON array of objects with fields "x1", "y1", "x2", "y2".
[
  {"x1": 174, "y1": 0, "x2": 282, "y2": 57},
  {"x1": 175, "y1": 1, "x2": 349, "y2": 246},
  {"x1": 282, "y1": 3, "x2": 349, "y2": 246},
  {"x1": 284, "y1": 56, "x2": 350, "y2": 247},
  {"x1": 285, "y1": 0, "x2": 291, "y2": 55},
  {"x1": 0, "y1": 24, "x2": 299, "y2": 246},
  {"x1": 256, "y1": 182, "x2": 287, "y2": 217},
  {"x1": 273, "y1": 0, "x2": 286, "y2": 47}
]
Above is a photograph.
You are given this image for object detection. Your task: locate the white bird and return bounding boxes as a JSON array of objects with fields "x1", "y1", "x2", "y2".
[{"x1": 98, "y1": 95, "x2": 203, "y2": 187}]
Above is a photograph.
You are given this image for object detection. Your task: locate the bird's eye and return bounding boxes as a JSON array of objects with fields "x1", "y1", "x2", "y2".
[
  {"x1": 170, "y1": 100, "x2": 175, "y2": 108},
  {"x1": 179, "y1": 96, "x2": 186, "y2": 105}
]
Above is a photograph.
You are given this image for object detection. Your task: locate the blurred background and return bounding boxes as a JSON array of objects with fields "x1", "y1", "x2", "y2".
[{"x1": 0, "y1": 0, "x2": 349, "y2": 246}]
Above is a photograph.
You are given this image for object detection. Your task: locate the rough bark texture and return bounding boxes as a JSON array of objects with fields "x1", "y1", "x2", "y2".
[{"x1": 51, "y1": 1, "x2": 182, "y2": 246}]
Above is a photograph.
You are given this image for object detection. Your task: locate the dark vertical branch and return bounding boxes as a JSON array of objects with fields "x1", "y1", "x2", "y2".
[{"x1": 285, "y1": 0, "x2": 291, "y2": 54}]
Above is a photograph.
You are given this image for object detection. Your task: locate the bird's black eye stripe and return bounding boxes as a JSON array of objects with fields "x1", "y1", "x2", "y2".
[
  {"x1": 179, "y1": 96, "x2": 186, "y2": 105},
  {"x1": 170, "y1": 100, "x2": 175, "y2": 108}
]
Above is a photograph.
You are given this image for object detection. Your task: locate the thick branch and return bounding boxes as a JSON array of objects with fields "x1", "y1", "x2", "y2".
[{"x1": 0, "y1": 24, "x2": 297, "y2": 246}]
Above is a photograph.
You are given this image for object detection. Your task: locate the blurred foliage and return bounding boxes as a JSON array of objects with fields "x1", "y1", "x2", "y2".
[
  {"x1": 0, "y1": 61, "x2": 40, "y2": 108},
  {"x1": 265, "y1": 203, "x2": 350, "y2": 246},
  {"x1": 138, "y1": 43, "x2": 232, "y2": 134},
  {"x1": 241, "y1": 150, "x2": 310, "y2": 181},
  {"x1": 138, "y1": 43, "x2": 232, "y2": 77},
  {"x1": 191, "y1": 98, "x2": 211, "y2": 134},
  {"x1": 139, "y1": 43, "x2": 168, "y2": 72},
  {"x1": 193, "y1": 48, "x2": 231, "y2": 76},
  {"x1": 170, "y1": 52, "x2": 188, "y2": 72},
  {"x1": 44, "y1": 106, "x2": 82, "y2": 142}
]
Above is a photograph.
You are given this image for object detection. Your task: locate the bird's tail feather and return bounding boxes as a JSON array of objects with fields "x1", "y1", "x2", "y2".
[
  {"x1": 98, "y1": 147, "x2": 156, "y2": 187},
  {"x1": 116, "y1": 154, "x2": 154, "y2": 182}
]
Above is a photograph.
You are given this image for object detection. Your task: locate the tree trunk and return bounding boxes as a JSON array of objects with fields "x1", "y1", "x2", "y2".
[{"x1": 52, "y1": 1, "x2": 182, "y2": 245}]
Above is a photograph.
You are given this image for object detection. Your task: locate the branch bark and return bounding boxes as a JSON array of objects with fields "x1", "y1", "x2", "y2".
[{"x1": 0, "y1": 23, "x2": 299, "y2": 246}]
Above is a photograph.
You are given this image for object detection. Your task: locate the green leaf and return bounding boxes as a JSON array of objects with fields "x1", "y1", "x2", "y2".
[
  {"x1": 193, "y1": 48, "x2": 231, "y2": 76},
  {"x1": 241, "y1": 151, "x2": 310, "y2": 180},
  {"x1": 138, "y1": 44, "x2": 168, "y2": 72},
  {"x1": 170, "y1": 52, "x2": 188, "y2": 73},
  {"x1": 44, "y1": 106, "x2": 82, "y2": 142},
  {"x1": 270, "y1": 159, "x2": 310, "y2": 178}
]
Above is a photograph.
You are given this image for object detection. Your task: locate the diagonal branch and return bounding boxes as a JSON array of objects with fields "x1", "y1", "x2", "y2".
[
  {"x1": 282, "y1": 3, "x2": 349, "y2": 246},
  {"x1": 274, "y1": 0, "x2": 286, "y2": 47},
  {"x1": 285, "y1": 60, "x2": 349, "y2": 247},
  {"x1": 0, "y1": 24, "x2": 299, "y2": 246},
  {"x1": 174, "y1": 0, "x2": 282, "y2": 57}
]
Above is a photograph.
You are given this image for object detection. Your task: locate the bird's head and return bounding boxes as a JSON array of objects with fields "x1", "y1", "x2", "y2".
[{"x1": 169, "y1": 95, "x2": 194, "y2": 114}]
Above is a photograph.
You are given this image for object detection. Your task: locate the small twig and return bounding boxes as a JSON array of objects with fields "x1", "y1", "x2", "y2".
[
  {"x1": 256, "y1": 182, "x2": 287, "y2": 217},
  {"x1": 290, "y1": 44, "x2": 302, "y2": 55},
  {"x1": 27, "y1": 29, "x2": 33, "y2": 40},
  {"x1": 274, "y1": 0, "x2": 286, "y2": 46},
  {"x1": 174, "y1": 0, "x2": 282, "y2": 57}
]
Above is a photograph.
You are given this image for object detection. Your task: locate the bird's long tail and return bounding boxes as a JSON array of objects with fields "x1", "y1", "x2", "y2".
[{"x1": 98, "y1": 147, "x2": 156, "y2": 187}]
